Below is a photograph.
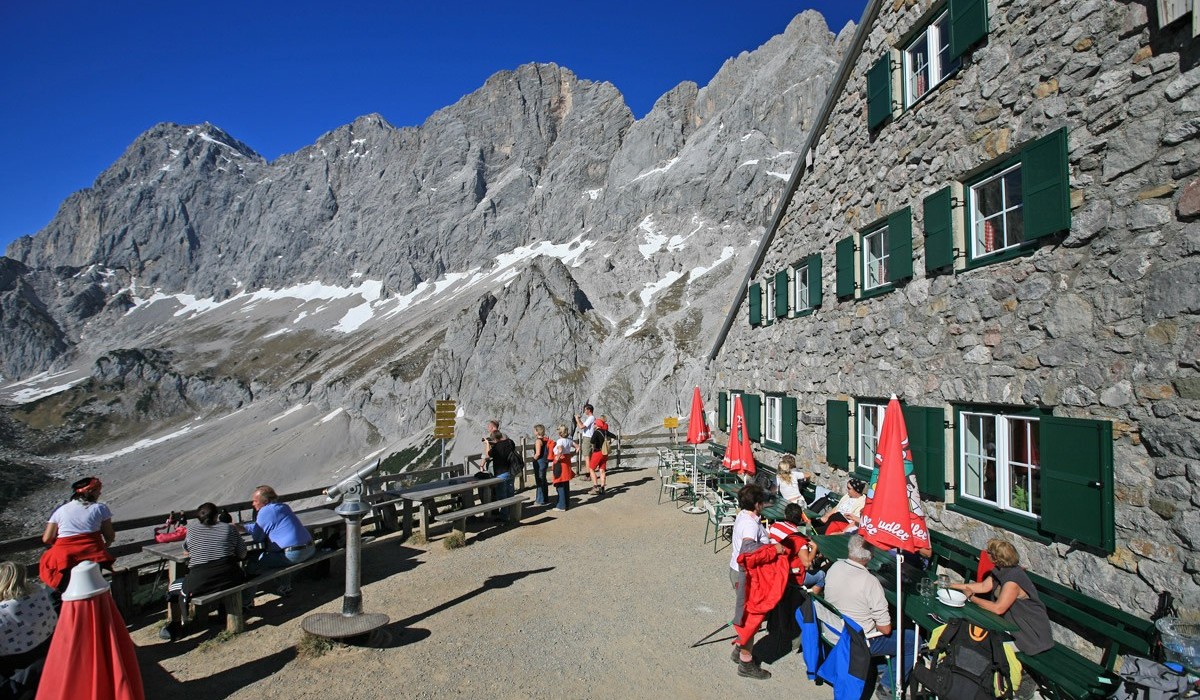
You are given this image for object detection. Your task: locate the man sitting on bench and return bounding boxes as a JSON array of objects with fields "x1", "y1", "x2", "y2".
[{"x1": 241, "y1": 485, "x2": 315, "y2": 596}]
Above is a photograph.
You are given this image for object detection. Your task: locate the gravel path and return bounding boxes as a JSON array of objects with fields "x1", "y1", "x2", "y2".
[{"x1": 131, "y1": 460, "x2": 836, "y2": 699}]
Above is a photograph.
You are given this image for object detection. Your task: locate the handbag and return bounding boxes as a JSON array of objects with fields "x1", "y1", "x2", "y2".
[{"x1": 154, "y1": 511, "x2": 187, "y2": 543}]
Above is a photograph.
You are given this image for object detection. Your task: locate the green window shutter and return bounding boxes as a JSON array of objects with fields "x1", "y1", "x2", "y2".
[
  {"x1": 1020, "y1": 128, "x2": 1071, "y2": 241},
  {"x1": 748, "y1": 283, "x2": 762, "y2": 326},
  {"x1": 782, "y1": 396, "x2": 798, "y2": 453},
  {"x1": 901, "y1": 405, "x2": 946, "y2": 501},
  {"x1": 867, "y1": 54, "x2": 893, "y2": 131},
  {"x1": 1039, "y1": 416, "x2": 1114, "y2": 552},
  {"x1": 742, "y1": 394, "x2": 762, "y2": 443},
  {"x1": 923, "y1": 186, "x2": 955, "y2": 273},
  {"x1": 887, "y1": 207, "x2": 914, "y2": 283},
  {"x1": 835, "y1": 237, "x2": 855, "y2": 299},
  {"x1": 775, "y1": 270, "x2": 790, "y2": 318},
  {"x1": 718, "y1": 391, "x2": 728, "y2": 432},
  {"x1": 949, "y1": 0, "x2": 989, "y2": 60},
  {"x1": 808, "y1": 255, "x2": 823, "y2": 309},
  {"x1": 826, "y1": 400, "x2": 850, "y2": 470}
]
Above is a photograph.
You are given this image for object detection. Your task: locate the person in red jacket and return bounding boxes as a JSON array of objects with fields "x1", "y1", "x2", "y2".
[{"x1": 732, "y1": 536, "x2": 791, "y2": 680}]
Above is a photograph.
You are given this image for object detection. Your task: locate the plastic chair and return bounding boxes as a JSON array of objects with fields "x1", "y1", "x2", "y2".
[{"x1": 704, "y1": 497, "x2": 736, "y2": 551}]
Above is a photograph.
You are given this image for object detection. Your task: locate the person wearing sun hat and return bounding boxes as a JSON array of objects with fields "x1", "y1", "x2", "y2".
[{"x1": 39, "y1": 476, "x2": 117, "y2": 592}]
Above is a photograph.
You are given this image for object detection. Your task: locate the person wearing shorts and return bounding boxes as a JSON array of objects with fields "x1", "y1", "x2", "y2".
[{"x1": 587, "y1": 418, "x2": 610, "y2": 495}]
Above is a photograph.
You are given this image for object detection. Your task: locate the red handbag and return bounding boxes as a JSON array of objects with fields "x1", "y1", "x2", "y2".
[{"x1": 154, "y1": 512, "x2": 187, "y2": 543}]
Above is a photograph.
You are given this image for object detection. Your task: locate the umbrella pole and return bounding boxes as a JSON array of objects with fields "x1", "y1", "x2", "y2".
[{"x1": 895, "y1": 552, "x2": 903, "y2": 699}]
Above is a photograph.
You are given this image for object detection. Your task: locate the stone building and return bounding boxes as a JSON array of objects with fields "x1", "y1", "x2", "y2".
[{"x1": 707, "y1": 0, "x2": 1200, "y2": 617}]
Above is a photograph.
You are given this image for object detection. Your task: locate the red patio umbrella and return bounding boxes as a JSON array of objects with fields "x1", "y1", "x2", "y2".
[
  {"x1": 859, "y1": 395, "x2": 930, "y2": 552},
  {"x1": 686, "y1": 386, "x2": 711, "y2": 445},
  {"x1": 722, "y1": 395, "x2": 756, "y2": 477},
  {"x1": 858, "y1": 394, "x2": 929, "y2": 699},
  {"x1": 37, "y1": 561, "x2": 145, "y2": 700},
  {"x1": 681, "y1": 387, "x2": 712, "y2": 514}
]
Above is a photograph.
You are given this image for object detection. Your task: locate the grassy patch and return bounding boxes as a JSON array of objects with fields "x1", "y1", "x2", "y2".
[
  {"x1": 406, "y1": 532, "x2": 428, "y2": 547},
  {"x1": 197, "y1": 630, "x2": 238, "y2": 652},
  {"x1": 384, "y1": 331, "x2": 446, "y2": 383},
  {"x1": 443, "y1": 532, "x2": 466, "y2": 550},
  {"x1": 297, "y1": 632, "x2": 335, "y2": 659}
]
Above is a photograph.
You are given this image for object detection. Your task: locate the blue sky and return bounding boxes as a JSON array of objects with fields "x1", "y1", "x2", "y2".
[{"x1": 0, "y1": 1, "x2": 864, "y2": 253}]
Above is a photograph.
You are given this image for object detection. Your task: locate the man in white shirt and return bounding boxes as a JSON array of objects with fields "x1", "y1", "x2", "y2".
[
  {"x1": 824, "y1": 534, "x2": 915, "y2": 696},
  {"x1": 574, "y1": 404, "x2": 596, "y2": 479}
]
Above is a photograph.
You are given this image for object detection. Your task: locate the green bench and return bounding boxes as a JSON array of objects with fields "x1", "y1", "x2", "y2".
[{"x1": 929, "y1": 532, "x2": 1158, "y2": 700}]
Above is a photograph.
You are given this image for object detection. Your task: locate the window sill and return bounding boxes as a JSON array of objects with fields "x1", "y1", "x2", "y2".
[
  {"x1": 761, "y1": 440, "x2": 793, "y2": 454},
  {"x1": 946, "y1": 502, "x2": 1053, "y2": 544},
  {"x1": 795, "y1": 308, "x2": 815, "y2": 318},
  {"x1": 961, "y1": 241, "x2": 1038, "y2": 272},
  {"x1": 858, "y1": 283, "x2": 895, "y2": 300}
]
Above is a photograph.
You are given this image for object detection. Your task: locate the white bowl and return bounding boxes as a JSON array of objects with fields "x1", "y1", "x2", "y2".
[{"x1": 936, "y1": 588, "x2": 968, "y2": 607}]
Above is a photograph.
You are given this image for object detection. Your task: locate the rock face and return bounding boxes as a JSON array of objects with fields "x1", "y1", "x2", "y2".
[
  {"x1": 0, "y1": 12, "x2": 847, "y2": 518},
  {"x1": 709, "y1": 0, "x2": 1200, "y2": 615}
]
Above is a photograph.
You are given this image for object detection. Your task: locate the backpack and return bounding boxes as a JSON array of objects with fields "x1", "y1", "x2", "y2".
[
  {"x1": 507, "y1": 441, "x2": 525, "y2": 475},
  {"x1": 910, "y1": 618, "x2": 1014, "y2": 700},
  {"x1": 600, "y1": 432, "x2": 611, "y2": 456}
]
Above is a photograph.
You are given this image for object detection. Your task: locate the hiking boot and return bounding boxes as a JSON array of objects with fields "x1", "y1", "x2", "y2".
[
  {"x1": 588, "y1": 487, "x2": 600, "y2": 495},
  {"x1": 731, "y1": 646, "x2": 740, "y2": 663},
  {"x1": 737, "y1": 660, "x2": 771, "y2": 680}
]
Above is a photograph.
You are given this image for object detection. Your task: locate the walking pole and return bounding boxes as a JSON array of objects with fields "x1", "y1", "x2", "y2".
[{"x1": 690, "y1": 621, "x2": 733, "y2": 648}]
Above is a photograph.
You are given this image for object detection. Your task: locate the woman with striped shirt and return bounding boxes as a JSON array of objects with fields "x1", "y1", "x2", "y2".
[{"x1": 162, "y1": 502, "x2": 246, "y2": 640}]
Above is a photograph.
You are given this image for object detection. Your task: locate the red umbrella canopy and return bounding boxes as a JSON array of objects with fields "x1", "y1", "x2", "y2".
[
  {"x1": 859, "y1": 395, "x2": 930, "y2": 553},
  {"x1": 686, "y1": 387, "x2": 711, "y2": 444},
  {"x1": 722, "y1": 395, "x2": 756, "y2": 475}
]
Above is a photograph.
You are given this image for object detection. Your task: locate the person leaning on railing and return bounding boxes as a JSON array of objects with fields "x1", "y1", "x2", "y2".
[{"x1": 38, "y1": 476, "x2": 116, "y2": 592}]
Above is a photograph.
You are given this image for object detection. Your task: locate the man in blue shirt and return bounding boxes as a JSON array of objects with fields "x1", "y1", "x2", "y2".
[{"x1": 242, "y1": 485, "x2": 315, "y2": 595}]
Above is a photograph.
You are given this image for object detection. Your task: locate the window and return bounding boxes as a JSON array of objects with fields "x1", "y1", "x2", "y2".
[
  {"x1": 959, "y1": 411, "x2": 1040, "y2": 518},
  {"x1": 795, "y1": 265, "x2": 810, "y2": 312},
  {"x1": 862, "y1": 226, "x2": 890, "y2": 292},
  {"x1": 857, "y1": 401, "x2": 887, "y2": 475},
  {"x1": 764, "y1": 395, "x2": 782, "y2": 444},
  {"x1": 903, "y1": 12, "x2": 960, "y2": 107},
  {"x1": 765, "y1": 279, "x2": 776, "y2": 324},
  {"x1": 970, "y1": 164, "x2": 1024, "y2": 259}
]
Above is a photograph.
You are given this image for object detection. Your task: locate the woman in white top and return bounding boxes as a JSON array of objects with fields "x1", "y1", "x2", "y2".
[
  {"x1": 39, "y1": 476, "x2": 116, "y2": 591},
  {"x1": 774, "y1": 455, "x2": 808, "y2": 506},
  {"x1": 816, "y1": 477, "x2": 867, "y2": 534},
  {"x1": 0, "y1": 561, "x2": 57, "y2": 695}
]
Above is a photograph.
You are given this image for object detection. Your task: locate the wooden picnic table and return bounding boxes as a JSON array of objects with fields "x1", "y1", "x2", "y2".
[
  {"x1": 811, "y1": 533, "x2": 1016, "y2": 633},
  {"x1": 142, "y1": 507, "x2": 343, "y2": 579},
  {"x1": 394, "y1": 476, "x2": 504, "y2": 540}
]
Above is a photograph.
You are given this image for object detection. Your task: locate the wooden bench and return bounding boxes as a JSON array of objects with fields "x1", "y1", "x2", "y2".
[
  {"x1": 186, "y1": 548, "x2": 341, "y2": 633},
  {"x1": 433, "y1": 495, "x2": 528, "y2": 539},
  {"x1": 929, "y1": 532, "x2": 1158, "y2": 700}
]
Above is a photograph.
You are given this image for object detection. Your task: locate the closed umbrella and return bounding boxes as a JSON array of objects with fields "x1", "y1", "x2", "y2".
[
  {"x1": 37, "y1": 561, "x2": 144, "y2": 700},
  {"x1": 859, "y1": 394, "x2": 930, "y2": 698},
  {"x1": 682, "y1": 387, "x2": 712, "y2": 513},
  {"x1": 722, "y1": 395, "x2": 756, "y2": 481}
]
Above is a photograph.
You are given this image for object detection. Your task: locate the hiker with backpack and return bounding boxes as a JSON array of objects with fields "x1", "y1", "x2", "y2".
[
  {"x1": 587, "y1": 418, "x2": 613, "y2": 496},
  {"x1": 485, "y1": 431, "x2": 521, "y2": 518}
]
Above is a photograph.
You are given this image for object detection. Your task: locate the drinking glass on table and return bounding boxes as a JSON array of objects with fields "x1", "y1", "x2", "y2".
[
  {"x1": 918, "y1": 577, "x2": 935, "y2": 600},
  {"x1": 936, "y1": 573, "x2": 951, "y2": 589}
]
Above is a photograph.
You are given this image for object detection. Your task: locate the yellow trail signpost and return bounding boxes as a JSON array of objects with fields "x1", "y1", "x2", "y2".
[{"x1": 434, "y1": 399, "x2": 457, "y2": 467}]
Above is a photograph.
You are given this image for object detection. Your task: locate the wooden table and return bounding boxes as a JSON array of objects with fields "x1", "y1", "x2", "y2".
[
  {"x1": 143, "y1": 507, "x2": 343, "y2": 577},
  {"x1": 811, "y1": 533, "x2": 1017, "y2": 633},
  {"x1": 395, "y1": 476, "x2": 504, "y2": 540}
]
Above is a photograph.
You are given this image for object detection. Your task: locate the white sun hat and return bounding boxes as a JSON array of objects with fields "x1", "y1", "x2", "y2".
[{"x1": 61, "y1": 561, "x2": 110, "y2": 601}]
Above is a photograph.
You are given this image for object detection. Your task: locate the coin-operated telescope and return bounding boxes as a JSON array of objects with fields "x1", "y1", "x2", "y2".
[{"x1": 302, "y1": 458, "x2": 389, "y2": 640}]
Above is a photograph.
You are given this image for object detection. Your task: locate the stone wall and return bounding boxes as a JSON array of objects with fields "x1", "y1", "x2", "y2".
[{"x1": 710, "y1": 0, "x2": 1200, "y2": 617}]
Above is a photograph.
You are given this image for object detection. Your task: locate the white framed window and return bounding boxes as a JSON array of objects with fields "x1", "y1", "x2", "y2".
[
  {"x1": 856, "y1": 402, "x2": 886, "y2": 473},
  {"x1": 764, "y1": 395, "x2": 783, "y2": 444},
  {"x1": 969, "y1": 164, "x2": 1025, "y2": 259},
  {"x1": 903, "y1": 12, "x2": 960, "y2": 107},
  {"x1": 765, "y1": 279, "x2": 777, "y2": 320},
  {"x1": 862, "y1": 226, "x2": 889, "y2": 291},
  {"x1": 795, "y1": 265, "x2": 811, "y2": 312},
  {"x1": 960, "y1": 411, "x2": 1041, "y2": 518}
]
